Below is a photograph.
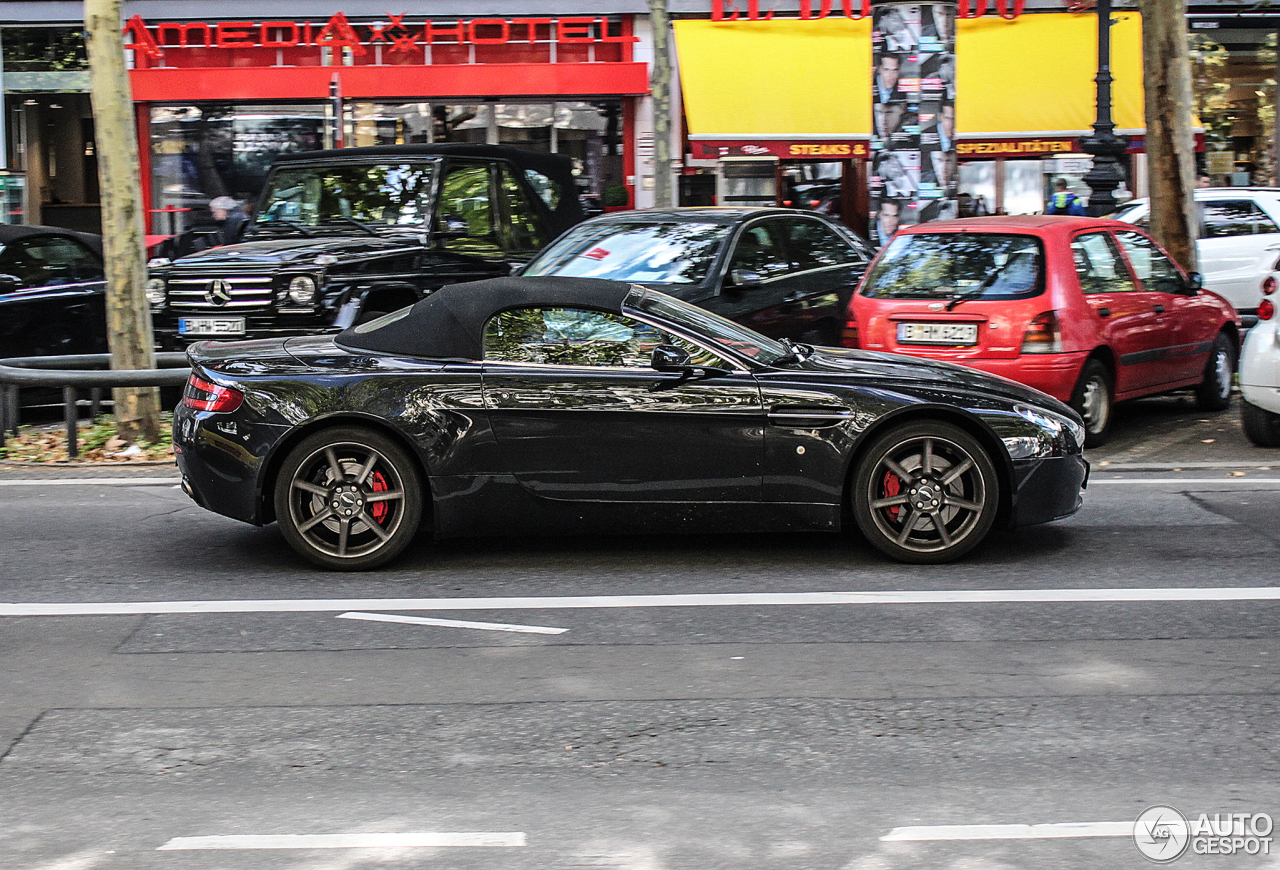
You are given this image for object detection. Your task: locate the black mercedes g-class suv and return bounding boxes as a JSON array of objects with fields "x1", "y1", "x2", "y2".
[{"x1": 147, "y1": 144, "x2": 584, "y2": 349}]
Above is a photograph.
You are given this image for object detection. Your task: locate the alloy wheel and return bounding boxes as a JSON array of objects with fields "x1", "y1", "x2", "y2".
[
  {"x1": 863, "y1": 432, "x2": 990, "y2": 557},
  {"x1": 285, "y1": 440, "x2": 410, "y2": 561}
]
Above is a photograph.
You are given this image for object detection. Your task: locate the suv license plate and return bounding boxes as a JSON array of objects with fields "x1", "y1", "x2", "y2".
[
  {"x1": 897, "y1": 322, "x2": 978, "y2": 345},
  {"x1": 179, "y1": 317, "x2": 245, "y2": 337}
]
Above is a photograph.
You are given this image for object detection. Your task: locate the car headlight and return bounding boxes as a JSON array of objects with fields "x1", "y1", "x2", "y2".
[
  {"x1": 145, "y1": 278, "x2": 167, "y2": 305},
  {"x1": 1013, "y1": 403, "x2": 1086, "y2": 451},
  {"x1": 286, "y1": 275, "x2": 317, "y2": 305}
]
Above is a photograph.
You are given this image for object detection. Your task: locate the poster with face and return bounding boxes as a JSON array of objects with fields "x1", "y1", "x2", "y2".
[{"x1": 871, "y1": 3, "x2": 956, "y2": 246}]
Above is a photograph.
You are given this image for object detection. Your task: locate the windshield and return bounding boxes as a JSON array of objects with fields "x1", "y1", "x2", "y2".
[
  {"x1": 523, "y1": 221, "x2": 730, "y2": 284},
  {"x1": 860, "y1": 233, "x2": 1045, "y2": 301},
  {"x1": 255, "y1": 161, "x2": 436, "y2": 230},
  {"x1": 626, "y1": 287, "x2": 791, "y2": 366}
]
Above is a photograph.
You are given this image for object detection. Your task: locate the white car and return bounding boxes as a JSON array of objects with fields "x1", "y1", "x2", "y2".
[
  {"x1": 1240, "y1": 287, "x2": 1280, "y2": 446},
  {"x1": 1111, "y1": 188, "x2": 1280, "y2": 316}
]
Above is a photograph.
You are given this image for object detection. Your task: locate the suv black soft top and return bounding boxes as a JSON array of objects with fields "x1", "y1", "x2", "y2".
[{"x1": 271, "y1": 144, "x2": 584, "y2": 237}]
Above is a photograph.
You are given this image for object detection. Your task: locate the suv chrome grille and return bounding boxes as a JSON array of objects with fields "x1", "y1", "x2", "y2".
[{"x1": 167, "y1": 276, "x2": 274, "y2": 310}]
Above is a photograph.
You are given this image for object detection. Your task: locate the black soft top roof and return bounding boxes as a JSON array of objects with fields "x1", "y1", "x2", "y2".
[
  {"x1": 271, "y1": 144, "x2": 583, "y2": 236},
  {"x1": 0, "y1": 224, "x2": 102, "y2": 256},
  {"x1": 335, "y1": 276, "x2": 637, "y2": 360}
]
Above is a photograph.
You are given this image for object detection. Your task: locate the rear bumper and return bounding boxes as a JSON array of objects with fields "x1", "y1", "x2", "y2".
[
  {"x1": 948, "y1": 353, "x2": 1088, "y2": 403},
  {"x1": 1010, "y1": 453, "x2": 1088, "y2": 527}
]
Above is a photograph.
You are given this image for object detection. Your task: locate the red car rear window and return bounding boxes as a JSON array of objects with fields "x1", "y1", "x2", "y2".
[{"x1": 861, "y1": 233, "x2": 1045, "y2": 302}]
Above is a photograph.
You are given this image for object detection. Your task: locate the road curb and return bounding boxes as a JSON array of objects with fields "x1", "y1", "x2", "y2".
[{"x1": 1093, "y1": 460, "x2": 1277, "y2": 471}]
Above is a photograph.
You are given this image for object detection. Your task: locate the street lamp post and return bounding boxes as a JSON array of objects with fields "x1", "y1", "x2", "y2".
[{"x1": 1077, "y1": 0, "x2": 1129, "y2": 216}]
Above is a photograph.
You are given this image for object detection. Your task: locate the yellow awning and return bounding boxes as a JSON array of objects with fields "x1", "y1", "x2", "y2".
[{"x1": 674, "y1": 13, "x2": 1146, "y2": 145}]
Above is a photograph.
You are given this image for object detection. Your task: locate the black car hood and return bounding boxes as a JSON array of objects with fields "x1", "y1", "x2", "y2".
[
  {"x1": 171, "y1": 233, "x2": 422, "y2": 269},
  {"x1": 786, "y1": 347, "x2": 1079, "y2": 418}
]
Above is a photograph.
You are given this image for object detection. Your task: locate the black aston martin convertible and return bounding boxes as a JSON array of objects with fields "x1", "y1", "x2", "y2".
[{"x1": 174, "y1": 276, "x2": 1088, "y2": 569}]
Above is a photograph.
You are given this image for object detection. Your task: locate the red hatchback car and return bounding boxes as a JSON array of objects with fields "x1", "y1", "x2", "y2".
[{"x1": 843, "y1": 216, "x2": 1242, "y2": 445}]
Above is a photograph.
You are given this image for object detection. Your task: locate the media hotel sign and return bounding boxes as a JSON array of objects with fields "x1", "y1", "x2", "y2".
[{"x1": 122, "y1": 13, "x2": 637, "y2": 60}]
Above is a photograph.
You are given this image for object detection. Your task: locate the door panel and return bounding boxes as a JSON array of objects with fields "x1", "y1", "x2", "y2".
[
  {"x1": 480, "y1": 306, "x2": 764, "y2": 503},
  {"x1": 1115, "y1": 230, "x2": 1200, "y2": 390},
  {"x1": 483, "y1": 365, "x2": 764, "y2": 502}
]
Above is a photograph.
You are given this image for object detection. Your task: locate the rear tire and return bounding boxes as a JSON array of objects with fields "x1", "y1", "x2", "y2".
[
  {"x1": 274, "y1": 426, "x2": 423, "y2": 570},
  {"x1": 853, "y1": 421, "x2": 1000, "y2": 564},
  {"x1": 1242, "y1": 400, "x2": 1280, "y2": 447},
  {"x1": 1195, "y1": 332, "x2": 1235, "y2": 412},
  {"x1": 1070, "y1": 360, "x2": 1112, "y2": 448}
]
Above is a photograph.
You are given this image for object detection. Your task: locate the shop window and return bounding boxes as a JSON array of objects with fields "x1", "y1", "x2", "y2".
[
  {"x1": 149, "y1": 104, "x2": 325, "y2": 232},
  {"x1": 1, "y1": 28, "x2": 87, "y2": 72}
]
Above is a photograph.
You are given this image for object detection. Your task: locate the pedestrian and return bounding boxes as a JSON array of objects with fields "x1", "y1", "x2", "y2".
[
  {"x1": 209, "y1": 196, "x2": 248, "y2": 245},
  {"x1": 1045, "y1": 179, "x2": 1086, "y2": 216}
]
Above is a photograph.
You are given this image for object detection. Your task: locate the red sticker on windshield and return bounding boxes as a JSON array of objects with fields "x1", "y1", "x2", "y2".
[{"x1": 583, "y1": 247, "x2": 610, "y2": 260}]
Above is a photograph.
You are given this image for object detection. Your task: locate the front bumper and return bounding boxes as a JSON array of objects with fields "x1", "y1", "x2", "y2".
[{"x1": 1010, "y1": 453, "x2": 1088, "y2": 527}]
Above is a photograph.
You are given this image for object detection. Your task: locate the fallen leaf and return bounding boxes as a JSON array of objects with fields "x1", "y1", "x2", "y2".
[
  {"x1": 1201, "y1": 439, "x2": 1215, "y2": 444},
  {"x1": 1228, "y1": 471, "x2": 1246, "y2": 477}
]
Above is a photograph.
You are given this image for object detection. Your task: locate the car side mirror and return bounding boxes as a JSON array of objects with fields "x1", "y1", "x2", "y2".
[
  {"x1": 729, "y1": 268, "x2": 763, "y2": 289},
  {"x1": 0, "y1": 273, "x2": 21, "y2": 293},
  {"x1": 651, "y1": 344, "x2": 692, "y2": 372},
  {"x1": 1185, "y1": 271, "x2": 1203, "y2": 293}
]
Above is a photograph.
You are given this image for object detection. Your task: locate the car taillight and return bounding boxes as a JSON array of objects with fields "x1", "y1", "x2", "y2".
[
  {"x1": 1021, "y1": 310, "x2": 1063, "y2": 354},
  {"x1": 1260, "y1": 298, "x2": 1275, "y2": 321},
  {"x1": 841, "y1": 310, "x2": 860, "y2": 347},
  {"x1": 1264, "y1": 276, "x2": 1277, "y2": 296},
  {"x1": 183, "y1": 374, "x2": 244, "y2": 413}
]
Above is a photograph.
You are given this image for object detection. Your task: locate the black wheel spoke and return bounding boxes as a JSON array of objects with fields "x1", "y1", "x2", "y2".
[
  {"x1": 336, "y1": 518, "x2": 351, "y2": 557},
  {"x1": 921, "y1": 438, "x2": 934, "y2": 475},
  {"x1": 354, "y1": 451, "x2": 379, "y2": 486},
  {"x1": 940, "y1": 458, "x2": 973, "y2": 486},
  {"x1": 871, "y1": 494, "x2": 909, "y2": 509},
  {"x1": 929, "y1": 511, "x2": 952, "y2": 546},
  {"x1": 895, "y1": 508, "x2": 918, "y2": 545},
  {"x1": 292, "y1": 480, "x2": 329, "y2": 497},
  {"x1": 298, "y1": 507, "x2": 335, "y2": 533},
  {"x1": 944, "y1": 495, "x2": 982, "y2": 513},
  {"x1": 884, "y1": 457, "x2": 914, "y2": 483},
  {"x1": 324, "y1": 447, "x2": 345, "y2": 482},
  {"x1": 365, "y1": 490, "x2": 404, "y2": 504},
  {"x1": 359, "y1": 511, "x2": 392, "y2": 542}
]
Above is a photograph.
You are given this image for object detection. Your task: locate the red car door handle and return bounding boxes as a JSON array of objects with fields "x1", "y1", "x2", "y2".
[
  {"x1": 1153, "y1": 304, "x2": 1165, "y2": 314},
  {"x1": 1097, "y1": 307, "x2": 1111, "y2": 318}
]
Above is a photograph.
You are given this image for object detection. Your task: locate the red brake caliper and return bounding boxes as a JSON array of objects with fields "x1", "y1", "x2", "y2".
[
  {"x1": 881, "y1": 471, "x2": 902, "y2": 521},
  {"x1": 370, "y1": 472, "x2": 389, "y2": 522}
]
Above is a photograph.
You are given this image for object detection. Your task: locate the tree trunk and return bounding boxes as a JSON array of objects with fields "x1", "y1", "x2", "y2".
[
  {"x1": 648, "y1": 0, "x2": 673, "y2": 209},
  {"x1": 1141, "y1": 0, "x2": 1198, "y2": 272},
  {"x1": 84, "y1": 0, "x2": 161, "y2": 444}
]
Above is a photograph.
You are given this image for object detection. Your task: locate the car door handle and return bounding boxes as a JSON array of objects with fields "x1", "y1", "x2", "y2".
[
  {"x1": 1153, "y1": 304, "x2": 1165, "y2": 314},
  {"x1": 1097, "y1": 307, "x2": 1111, "y2": 318}
]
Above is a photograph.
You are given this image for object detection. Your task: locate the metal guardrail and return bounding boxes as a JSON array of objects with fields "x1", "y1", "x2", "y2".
[{"x1": 0, "y1": 353, "x2": 191, "y2": 459}]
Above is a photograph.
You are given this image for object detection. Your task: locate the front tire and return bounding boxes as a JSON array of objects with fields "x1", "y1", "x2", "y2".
[
  {"x1": 1242, "y1": 400, "x2": 1280, "y2": 447},
  {"x1": 1070, "y1": 360, "x2": 1113, "y2": 448},
  {"x1": 274, "y1": 426, "x2": 423, "y2": 570},
  {"x1": 1196, "y1": 332, "x2": 1235, "y2": 411},
  {"x1": 853, "y1": 421, "x2": 1000, "y2": 564}
]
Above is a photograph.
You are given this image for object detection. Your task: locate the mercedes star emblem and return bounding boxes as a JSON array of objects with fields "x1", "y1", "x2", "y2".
[{"x1": 205, "y1": 279, "x2": 233, "y2": 307}]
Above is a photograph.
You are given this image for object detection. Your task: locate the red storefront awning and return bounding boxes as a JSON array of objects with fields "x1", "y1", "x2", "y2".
[{"x1": 130, "y1": 62, "x2": 650, "y2": 102}]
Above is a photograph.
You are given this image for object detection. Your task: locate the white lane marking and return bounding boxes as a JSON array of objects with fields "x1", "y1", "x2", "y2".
[
  {"x1": 5, "y1": 587, "x2": 1280, "y2": 617},
  {"x1": 0, "y1": 477, "x2": 181, "y2": 487},
  {"x1": 338, "y1": 611, "x2": 568, "y2": 635},
  {"x1": 882, "y1": 822, "x2": 1132, "y2": 841},
  {"x1": 157, "y1": 832, "x2": 526, "y2": 850},
  {"x1": 1090, "y1": 478, "x2": 1280, "y2": 485}
]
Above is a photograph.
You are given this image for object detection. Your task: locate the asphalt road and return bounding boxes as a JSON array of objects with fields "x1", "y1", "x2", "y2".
[{"x1": 2, "y1": 411, "x2": 1279, "y2": 869}]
